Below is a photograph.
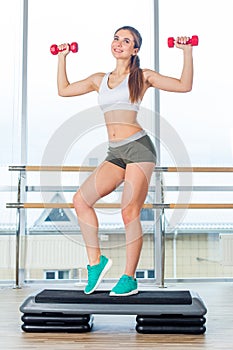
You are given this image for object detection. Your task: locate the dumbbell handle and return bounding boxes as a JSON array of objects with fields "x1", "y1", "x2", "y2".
[
  {"x1": 168, "y1": 35, "x2": 199, "y2": 48},
  {"x1": 50, "y1": 42, "x2": 78, "y2": 55}
]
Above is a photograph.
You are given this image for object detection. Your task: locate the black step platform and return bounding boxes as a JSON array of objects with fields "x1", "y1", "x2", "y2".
[
  {"x1": 21, "y1": 314, "x2": 94, "y2": 333},
  {"x1": 20, "y1": 289, "x2": 207, "y2": 334}
]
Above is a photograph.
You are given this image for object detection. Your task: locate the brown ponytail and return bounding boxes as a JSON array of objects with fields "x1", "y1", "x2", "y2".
[
  {"x1": 114, "y1": 26, "x2": 144, "y2": 103},
  {"x1": 128, "y1": 55, "x2": 144, "y2": 103}
]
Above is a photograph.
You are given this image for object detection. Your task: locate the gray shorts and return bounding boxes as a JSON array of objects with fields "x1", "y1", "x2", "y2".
[{"x1": 105, "y1": 131, "x2": 157, "y2": 169}]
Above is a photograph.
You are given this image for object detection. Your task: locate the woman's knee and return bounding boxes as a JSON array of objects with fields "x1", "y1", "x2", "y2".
[
  {"x1": 121, "y1": 205, "x2": 141, "y2": 225},
  {"x1": 73, "y1": 190, "x2": 90, "y2": 213}
]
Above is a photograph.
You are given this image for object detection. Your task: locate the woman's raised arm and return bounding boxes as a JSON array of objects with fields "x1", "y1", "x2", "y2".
[
  {"x1": 57, "y1": 43, "x2": 103, "y2": 97},
  {"x1": 144, "y1": 36, "x2": 193, "y2": 93}
]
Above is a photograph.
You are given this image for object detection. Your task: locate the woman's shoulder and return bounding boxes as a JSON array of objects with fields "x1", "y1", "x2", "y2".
[
  {"x1": 142, "y1": 69, "x2": 159, "y2": 86},
  {"x1": 90, "y1": 72, "x2": 107, "y2": 83},
  {"x1": 87, "y1": 72, "x2": 107, "y2": 90},
  {"x1": 142, "y1": 68, "x2": 157, "y2": 77}
]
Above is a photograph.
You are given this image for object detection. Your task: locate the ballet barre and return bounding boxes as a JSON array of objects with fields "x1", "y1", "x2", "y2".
[
  {"x1": 8, "y1": 165, "x2": 233, "y2": 172},
  {"x1": 6, "y1": 165, "x2": 233, "y2": 289},
  {"x1": 6, "y1": 202, "x2": 233, "y2": 209}
]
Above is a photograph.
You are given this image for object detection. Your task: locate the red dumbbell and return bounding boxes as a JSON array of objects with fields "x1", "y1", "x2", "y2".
[
  {"x1": 167, "y1": 35, "x2": 199, "y2": 48},
  {"x1": 50, "y1": 42, "x2": 78, "y2": 55}
]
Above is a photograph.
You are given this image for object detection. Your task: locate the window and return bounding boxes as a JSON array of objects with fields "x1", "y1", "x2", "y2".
[
  {"x1": 0, "y1": 0, "x2": 22, "y2": 283},
  {"x1": 136, "y1": 270, "x2": 155, "y2": 279},
  {"x1": 45, "y1": 270, "x2": 70, "y2": 280},
  {"x1": 25, "y1": 0, "x2": 155, "y2": 282},
  {"x1": 159, "y1": 0, "x2": 233, "y2": 279}
]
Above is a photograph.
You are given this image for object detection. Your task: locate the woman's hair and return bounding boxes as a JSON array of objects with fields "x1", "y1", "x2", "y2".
[{"x1": 114, "y1": 26, "x2": 143, "y2": 103}]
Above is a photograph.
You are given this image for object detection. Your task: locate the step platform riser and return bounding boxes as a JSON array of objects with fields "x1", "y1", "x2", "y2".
[
  {"x1": 136, "y1": 325, "x2": 206, "y2": 334},
  {"x1": 20, "y1": 290, "x2": 207, "y2": 334}
]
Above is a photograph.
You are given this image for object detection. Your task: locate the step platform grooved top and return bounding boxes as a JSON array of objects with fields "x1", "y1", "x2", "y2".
[{"x1": 35, "y1": 289, "x2": 193, "y2": 305}]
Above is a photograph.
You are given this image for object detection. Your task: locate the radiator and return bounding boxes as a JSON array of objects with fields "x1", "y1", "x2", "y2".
[{"x1": 219, "y1": 234, "x2": 233, "y2": 265}]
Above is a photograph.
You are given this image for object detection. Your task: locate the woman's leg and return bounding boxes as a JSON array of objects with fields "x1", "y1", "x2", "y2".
[
  {"x1": 73, "y1": 161, "x2": 125, "y2": 265},
  {"x1": 121, "y1": 162, "x2": 155, "y2": 277}
]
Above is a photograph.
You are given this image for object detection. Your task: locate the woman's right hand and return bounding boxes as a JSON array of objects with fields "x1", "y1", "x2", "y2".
[
  {"x1": 58, "y1": 43, "x2": 70, "y2": 56},
  {"x1": 175, "y1": 37, "x2": 192, "y2": 52}
]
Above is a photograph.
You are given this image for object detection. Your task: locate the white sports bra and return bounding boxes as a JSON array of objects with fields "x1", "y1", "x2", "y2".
[{"x1": 98, "y1": 72, "x2": 141, "y2": 113}]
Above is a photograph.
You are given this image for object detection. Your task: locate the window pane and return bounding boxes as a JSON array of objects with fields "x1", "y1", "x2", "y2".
[
  {"x1": 159, "y1": 0, "x2": 233, "y2": 279},
  {"x1": 148, "y1": 270, "x2": 155, "y2": 278},
  {"x1": 46, "y1": 271, "x2": 55, "y2": 279},
  {"x1": 136, "y1": 271, "x2": 145, "y2": 279},
  {"x1": 0, "y1": 0, "x2": 21, "y2": 283},
  {"x1": 27, "y1": 0, "x2": 155, "y2": 164},
  {"x1": 159, "y1": 0, "x2": 233, "y2": 167},
  {"x1": 58, "y1": 270, "x2": 69, "y2": 279},
  {"x1": 25, "y1": 0, "x2": 155, "y2": 282}
]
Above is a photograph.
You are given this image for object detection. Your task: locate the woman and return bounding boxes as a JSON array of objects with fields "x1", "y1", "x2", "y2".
[{"x1": 57, "y1": 26, "x2": 193, "y2": 296}]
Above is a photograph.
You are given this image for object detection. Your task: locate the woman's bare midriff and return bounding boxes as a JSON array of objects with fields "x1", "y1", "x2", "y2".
[{"x1": 104, "y1": 110, "x2": 143, "y2": 141}]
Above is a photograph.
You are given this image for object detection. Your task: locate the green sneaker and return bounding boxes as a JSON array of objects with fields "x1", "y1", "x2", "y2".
[
  {"x1": 84, "y1": 255, "x2": 112, "y2": 294},
  {"x1": 109, "y1": 274, "x2": 138, "y2": 296}
]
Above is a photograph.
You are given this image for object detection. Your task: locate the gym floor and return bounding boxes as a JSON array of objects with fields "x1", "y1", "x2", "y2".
[{"x1": 0, "y1": 282, "x2": 232, "y2": 350}]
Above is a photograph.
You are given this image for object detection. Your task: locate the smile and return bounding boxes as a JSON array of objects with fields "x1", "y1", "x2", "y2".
[{"x1": 114, "y1": 48, "x2": 123, "y2": 53}]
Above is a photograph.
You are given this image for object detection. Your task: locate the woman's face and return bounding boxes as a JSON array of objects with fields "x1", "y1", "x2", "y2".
[{"x1": 111, "y1": 29, "x2": 138, "y2": 60}]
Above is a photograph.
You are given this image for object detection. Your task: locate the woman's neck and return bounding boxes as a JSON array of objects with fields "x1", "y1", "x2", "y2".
[{"x1": 112, "y1": 60, "x2": 130, "y2": 76}]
